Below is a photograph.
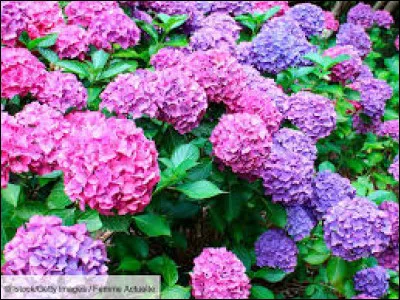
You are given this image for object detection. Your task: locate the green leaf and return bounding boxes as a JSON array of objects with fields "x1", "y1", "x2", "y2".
[
  {"x1": 18, "y1": 31, "x2": 30, "y2": 45},
  {"x1": 15, "y1": 202, "x2": 48, "y2": 221},
  {"x1": 176, "y1": 180, "x2": 225, "y2": 200},
  {"x1": 91, "y1": 49, "x2": 110, "y2": 70},
  {"x1": 164, "y1": 34, "x2": 189, "y2": 47},
  {"x1": 304, "y1": 52, "x2": 325, "y2": 65},
  {"x1": 253, "y1": 268, "x2": 287, "y2": 283},
  {"x1": 135, "y1": 20, "x2": 159, "y2": 41},
  {"x1": 99, "y1": 61, "x2": 137, "y2": 80},
  {"x1": 171, "y1": 144, "x2": 200, "y2": 168},
  {"x1": 318, "y1": 161, "x2": 336, "y2": 173},
  {"x1": 304, "y1": 252, "x2": 330, "y2": 265},
  {"x1": 161, "y1": 285, "x2": 191, "y2": 299},
  {"x1": 235, "y1": 15, "x2": 257, "y2": 33},
  {"x1": 265, "y1": 200, "x2": 287, "y2": 228},
  {"x1": 51, "y1": 208, "x2": 76, "y2": 226},
  {"x1": 1, "y1": 184, "x2": 21, "y2": 208},
  {"x1": 368, "y1": 190, "x2": 397, "y2": 204},
  {"x1": 251, "y1": 286, "x2": 275, "y2": 299},
  {"x1": 157, "y1": 14, "x2": 188, "y2": 33},
  {"x1": 187, "y1": 161, "x2": 213, "y2": 181},
  {"x1": 118, "y1": 257, "x2": 142, "y2": 272},
  {"x1": 37, "y1": 48, "x2": 59, "y2": 63},
  {"x1": 77, "y1": 210, "x2": 102, "y2": 232},
  {"x1": 47, "y1": 181, "x2": 72, "y2": 210},
  {"x1": 259, "y1": 6, "x2": 281, "y2": 23},
  {"x1": 55, "y1": 60, "x2": 89, "y2": 78},
  {"x1": 129, "y1": 236, "x2": 149, "y2": 259},
  {"x1": 1, "y1": 224, "x2": 9, "y2": 251},
  {"x1": 224, "y1": 186, "x2": 252, "y2": 222},
  {"x1": 134, "y1": 214, "x2": 171, "y2": 237},
  {"x1": 100, "y1": 215, "x2": 132, "y2": 232},
  {"x1": 232, "y1": 246, "x2": 254, "y2": 271},
  {"x1": 327, "y1": 257, "x2": 347, "y2": 293},
  {"x1": 147, "y1": 256, "x2": 178, "y2": 287},
  {"x1": 87, "y1": 87, "x2": 102, "y2": 110},
  {"x1": 27, "y1": 33, "x2": 58, "y2": 49}
]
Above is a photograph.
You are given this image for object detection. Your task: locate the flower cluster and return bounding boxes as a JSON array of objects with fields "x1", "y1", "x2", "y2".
[
  {"x1": 286, "y1": 92, "x2": 337, "y2": 141},
  {"x1": 323, "y1": 197, "x2": 392, "y2": 261},
  {"x1": 58, "y1": 112, "x2": 160, "y2": 215},
  {"x1": 311, "y1": 170, "x2": 356, "y2": 220},
  {"x1": 389, "y1": 155, "x2": 399, "y2": 181},
  {"x1": 255, "y1": 229, "x2": 298, "y2": 273},
  {"x1": 1, "y1": 1, "x2": 29, "y2": 47},
  {"x1": 1, "y1": 47, "x2": 46, "y2": 99},
  {"x1": 324, "y1": 45, "x2": 362, "y2": 84},
  {"x1": 286, "y1": 205, "x2": 317, "y2": 241},
  {"x1": 323, "y1": 11, "x2": 339, "y2": 31},
  {"x1": 373, "y1": 10, "x2": 394, "y2": 29},
  {"x1": 336, "y1": 23, "x2": 372, "y2": 57},
  {"x1": 287, "y1": 3, "x2": 325, "y2": 37},
  {"x1": 210, "y1": 113, "x2": 272, "y2": 177},
  {"x1": 190, "y1": 248, "x2": 251, "y2": 299},
  {"x1": 150, "y1": 47, "x2": 188, "y2": 70},
  {"x1": 251, "y1": 1, "x2": 289, "y2": 16},
  {"x1": 354, "y1": 267, "x2": 389, "y2": 298},
  {"x1": 2, "y1": 216, "x2": 108, "y2": 275},
  {"x1": 347, "y1": 3, "x2": 374, "y2": 29},
  {"x1": 1, "y1": 111, "x2": 18, "y2": 188},
  {"x1": 53, "y1": 25, "x2": 89, "y2": 60},
  {"x1": 189, "y1": 28, "x2": 237, "y2": 55},
  {"x1": 37, "y1": 71, "x2": 87, "y2": 113},
  {"x1": 377, "y1": 120, "x2": 399, "y2": 141},
  {"x1": 195, "y1": 13, "x2": 241, "y2": 39}
]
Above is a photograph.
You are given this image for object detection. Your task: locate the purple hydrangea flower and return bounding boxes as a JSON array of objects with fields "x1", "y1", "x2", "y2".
[
  {"x1": 285, "y1": 205, "x2": 317, "y2": 241},
  {"x1": 379, "y1": 201, "x2": 399, "y2": 247},
  {"x1": 373, "y1": 10, "x2": 394, "y2": 29},
  {"x1": 336, "y1": 23, "x2": 372, "y2": 57},
  {"x1": 375, "y1": 246, "x2": 399, "y2": 272},
  {"x1": 347, "y1": 3, "x2": 374, "y2": 29},
  {"x1": 236, "y1": 42, "x2": 252, "y2": 65},
  {"x1": 286, "y1": 92, "x2": 337, "y2": 141},
  {"x1": 356, "y1": 64, "x2": 374, "y2": 81},
  {"x1": 311, "y1": 170, "x2": 356, "y2": 220},
  {"x1": 195, "y1": 12, "x2": 241, "y2": 39},
  {"x1": 189, "y1": 27, "x2": 237, "y2": 55},
  {"x1": 377, "y1": 120, "x2": 399, "y2": 141},
  {"x1": 389, "y1": 155, "x2": 399, "y2": 181},
  {"x1": 2, "y1": 216, "x2": 108, "y2": 275},
  {"x1": 352, "y1": 114, "x2": 381, "y2": 135},
  {"x1": 255, "y1": 229, "x2": 298, "y2": 273},
  {"x1": 354, "y1": 267, "x2": 389, "y2": 298},
  {"x1": 196, "y1": 1, "x2": 253, "y2": 16},
  {"x1": 323, "y1": 197, "x2": 392, "y2": 261},
  {"x1": 287, "y1": 3, "x2": 325, "y2": 37},
  {"x1": 250, "y1": 16, "x2": 317, "y2": 74}
]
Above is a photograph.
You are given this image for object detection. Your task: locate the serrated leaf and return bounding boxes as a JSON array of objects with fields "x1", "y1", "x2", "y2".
[
  {"x1": 265, "y1": 200, "x2": 287, "y2": 228},
  {"x1": 171, "y1": 144, "x2": 200, "y2": 167},
  {"x1": 51, "y1": 208, "x2": 76, "y2": 226},
  {"x1": 27, "y1": 33, "x2": 58, "y2": 49},
  {"x1": 147, "y1": 256, "x2": 178, "y2": 287},
  {"x1": 251, "y1": 286, "x2": 275, "y2": 299},
  {"x1": 327, "y1": 257, "x2": 347, "y2": 293},
  {"x1": 176, "y1": 180, "x2": 225, "y2": 200},
  {"x1": 38, "y1": 48, "x2": 59, "y2": 63},
  {"x1": 135, "y1": 20, "x2": 159, "y2": 41},
  {"x1": 1, "y1": 184, "x2": 21, "y2": 208},
  {"x1": 91, "y1": 49, "x2": 110, "y2": 70},
  {"x1": 55, "y1": 60, "x2": 89, "y2": 78},
  {"x1": 47, "y1": 181, "x2": 72, "y2": 210},
  {"x1": 77, "y1": 210, "x2": 102, "y2": 232},
  {"x1": 134, "y1": 214, "x2": 171, "y2": 237},
  {"x1": 99, "y1": 61, "x2": 137, "y2": 80},
  {"x1": 15, "y1": 202, "x2": 48, "y2": 221},
  {"x1": 100, "y1": 215, "x2": 132, "y2": 232},
  {"x1": 161, "y1": 285, "x2": 191, "y2": 299}
]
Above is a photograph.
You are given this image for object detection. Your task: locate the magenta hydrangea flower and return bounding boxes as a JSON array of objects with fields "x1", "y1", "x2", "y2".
[
  {"x1": 250, "y1": 16, "x2": 316, "y2": 74},
  {"x1": 336, "y1": 23, "x2": 372, "y2": 57},
  {"x1": 2, "y1": 216, "x2": 108, "y2": 275},
  {"x1": 53, "y1": 24, "x2": 89, "y2": 60},
  {"x1": 150, "y1": 47, "x2": 190, "y2": 70},
  {"x1": 272, "y1": 128, "x2": 317, "y2": 162},
  {"x1": 389, "y1": 155, "x2": 399, "y2": 181},
  {"x1": 396, "y1": 36, "x2": 399, "y2": 51},
  {"x1": 24, "y1": 1, "x2": 64, "y2": 39},
  {"x1": 373, "y1": 10, "x2": 394, "y2": 29},
  {"x1": 352, "y1": 295, "x2": 378, "y2": 300},
  {"x1": 100, "y1": 72, "x2": 159, "y2": 118},
  {"x1": 255, "y1": 229, "x2": 298, "y2": 273},
  {"x1": 227, "y1": 89, "x2": 283, "y2": 134},
  {"x1": 354, "y1": 267, "x2": 389, "y2": 298},
  {"x1": 251, "y1": 1, "x2": 289, "y2": 16},
  {"x1": 285, "y1": 205, "x2": 317, "y2": 241},
  {"x1": 88, "y1": 11, "x2": 141, "y2": 50},
  {"x1": 323, "y1": 197, "x2": 392, "y2": 261},
  {"x1": 210, "y1": 113, "x2": 273, "y2": 177},
  {"x1": 65, "y1": 1, "x2": 120, "y2": 28},
  {"x1": 286, "y1": 92, "x2": 337, "y2": 141},
  {"x1": 182, "y1": 50, "x2": 248, "y2": 106},
  {"x1": 1, "y1": 111, "x2": 18, "y2": 188},
  {"x1": 132, "y1": 9, "x2": 153, "y2": 24},
  {"x1": 377, "y1": 120, "x2": 399, "y2": 141},
  {"x1": 347, "y1": 3, "x2": 374, "y2": 29},
  {"x1": 1, "y1": 1, "x2": 29, "y2": 47},
  {"x1": 195, "y1": 13, "x2": 241, "y2": 39},
  {"x1": 324, "y1": 45, "x2": 362, "y2": 84},
  {"x1": 189, "y1": 27, "x2": 238, "y2": 55},
  {"x1": 37, "y1": 71, "x2": 87, "y2": 113},
  {"x1": 58, "y1": 112, "x2": 160, "y2": 215},
  {"x1": 375, "y1": 246, "x2": 399, "y2": 272},
  {"x1": 190, "y1": 247, "x2": 251, "y2": 299},
  {"x1": 323, "y1": 11, "x2": 339, "y2": 31},
  {"x1": 311, "y1": 170, "x2": 356, "y2": 220},
  {"x1": 155, "y1": 67, "x2": 208, "y2": 134},
  {"x1": 13, "y1": 102, "x2": 70, "y2": 176},
  {"x1": 1, "y1": 47, "x2": 47, "y2": 99},
  {"x1": 287, "y1": 3, "x2": 325, "y2": 37}
]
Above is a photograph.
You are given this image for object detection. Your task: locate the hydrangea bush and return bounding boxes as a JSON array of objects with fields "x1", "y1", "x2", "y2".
[{"x1": 1, "y1": 1, "x2": 399, "y2": 299}]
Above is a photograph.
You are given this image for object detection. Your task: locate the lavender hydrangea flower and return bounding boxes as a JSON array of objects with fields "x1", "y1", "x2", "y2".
[
  {"x1": 352, "y1": 114, "x2": 381, "y2": 135},
  {"x1": 337, "y1": 23, "x2": 372, "y2": 57},
  {"x1": 2, "y1": 216, "x2": 108, "y2": 275},
  {"x1": 347, "y1": 3, "x2": 374, "y2": 29},
  {"x1": 389, "y1": 155, "x2": 399, "y2": 181},
  {"x1": 323, "y1": 197, "x2": 392, "y2": 261},
  {"x1": 150, "y1": 47, "x2": 189, "y2": 70},
  {"x1": 375, "y1": 246, "x2": 399, "y2": 272},
  {"x1": 377, "y1": 120, "x2": 399, "y2": 141},
  {"x1": 189, "y1": 27, "x2": 237, "y2": 55},
  {"x1": 373, "y1": 10, "x2": 394, "y2": 29},
  {"x1": 354, "y1": 267, "x2": 389, "y2": 298},
  {"x1": 286, "y1": 92, "x2": 337, "y2": 141},
  {"x1": 311, "y1": 170, "x2": 356, "y2": 220},
  {"x1": 287, "y1": 4, "x2": 325, "y2": 37},
  {"x1": 255, "y1": 229, "x2": 298, "y2": 273},
  {"x1": 196, "y1": 1, "x2": 253, "y2": 16},
  {"x1": 285, "y1": 206, "x2": 317, "y2": 241},
  {"x1": 195, "y1": 13, "x2": 241, "y2": 39},
  {"x1": 379, "y1": 201, "x2": 399, "y2": 246},
  {"x1": 250, "y1": 16, "x2": 317, "y2": 74}
]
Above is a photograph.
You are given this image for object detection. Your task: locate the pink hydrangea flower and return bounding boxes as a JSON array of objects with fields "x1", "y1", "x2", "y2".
[
  {"x1": 1, "y1": 47, "x2": 47, "y2": 99},
  {"x1": 150, "y1": 47, "x2": 189, "y2": 70},
  {"x1": 53, "y1": 25, "x2": 89, "y2": 60},
  {"x1": 88, "y1": 10, "x2": 141, "y2": 50},
  {"x1": 395, "y1": 36, "x2": 399, "y2": 51},
  {"x1": 324, "y1": 11, "x2": 339, "y2": 31},
  {"x1": 37, "y1": 71, "x2": 88, "y2": 113},
  {"x1": 373, "y1": 10, "x2": 394, "y2": 29},
  {"x1": 1, "y1": 111, "x2": 18, "y2": 188},
  {"x1": 65, "y1": 1, "x2": 120, "y2": 28},
  {"x1": 190, "y1": 248, "x2": 251, "y2": 299},
  {"x1": 251, "y1": 1, "x2": 289, "y2": 16},
  {"x1": 1, "y1": 1, "x2": 29, "y2": 47},
  {"x1": 100, "y1": 71, "x2": 159, "y2": 118},
  {"x1": 210, "y1": 113, "x2": 273, "y2": 177},
  {"x1": 58, "y1": 112, "x2": 160, "y2": 215}
]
